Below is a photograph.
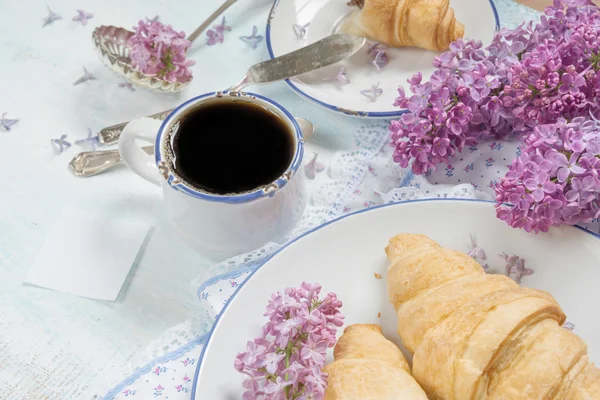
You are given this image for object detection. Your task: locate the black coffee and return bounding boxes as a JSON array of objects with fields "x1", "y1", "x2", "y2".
[{"x1": 171, "y1": 101, "x2": 294, "y2": 195}]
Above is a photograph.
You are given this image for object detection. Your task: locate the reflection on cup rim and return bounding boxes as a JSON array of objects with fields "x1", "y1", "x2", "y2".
[{"x1": 154, "y1": 91, "x2": 305, "y2": 204}]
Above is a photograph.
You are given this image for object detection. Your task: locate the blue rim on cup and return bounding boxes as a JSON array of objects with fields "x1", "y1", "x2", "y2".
[
  {"x1": 154, "y1": 91, "x2": 305, "y2": 205},
  {"x1": 265, "y1": 0, "x2": 501, "y2": 119}
]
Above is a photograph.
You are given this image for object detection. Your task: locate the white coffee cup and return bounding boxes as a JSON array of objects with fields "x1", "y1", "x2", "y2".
[{"x1": 119, "y1": 91, "x2": 307, "y2": 257}]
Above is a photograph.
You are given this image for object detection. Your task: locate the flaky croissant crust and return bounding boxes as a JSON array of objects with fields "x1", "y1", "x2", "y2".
[{"x1": 385, "y1": 234, "x2": 600, "y2": 400}]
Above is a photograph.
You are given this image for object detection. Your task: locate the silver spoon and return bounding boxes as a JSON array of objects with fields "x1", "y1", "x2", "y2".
[
  {"x1": 93, "y1": 0, "x2": 238, "y2": 92},
  {"x1": 69, "y1": 118, "x2": 314, "y2": 177},
  {"x1": 97, "y1": 33, "x2": 366, "y2": 144}
]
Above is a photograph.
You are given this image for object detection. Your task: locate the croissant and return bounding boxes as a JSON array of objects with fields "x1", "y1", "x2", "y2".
[
  {"x1": 385, "y1": 234, "x2": 600, "y2": 400},
  {"x1": 323, "y1": 324, "x2": 428, "y2": 399},
  {"x1": 340, "y1": 0, "x2": 465, "y2": 52}
]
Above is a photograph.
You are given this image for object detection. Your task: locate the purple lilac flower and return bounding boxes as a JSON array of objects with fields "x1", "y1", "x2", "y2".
[
  {"x1": 1, "y1": 113, "x2": 19, "y2": 131},
  {"x1": 293, "y1": 23, "x2": 310, "y2": 39},
  {"x1": 72, "y1": 9, "x2": 93, "y2": 26},
  {"x1": 495, "y1": 117, "x2": 600, "y2": 231},
  {"x1": 367, "y1": 43, "x2": 389, "y2": 72},
  {"x1": 73, "y1": 66, "x2": 96, "y2": 86},
  {"x1": 239, "y1": 26, "x2": 263, "y2": 49},
  {"x1": 467, "y1": 235, "x2": 487, "y2": 261},
  {"x1": 563, "y1": 321, "x2": 575, "y2": 331},
  {"x1": 127, "y1": 20, "x2": 195, "y2": 83},
  {"x1": 390, "y1": 0, "x2": 600, "y2": 232},
  {"x1": 371, "y1": 50, "x2": 388, "y2": 72},
  {"x1": 500, "y1": 253, "x2": 534, "y2": 284},
  {"x1": 74, "y1": 128, "x2": 98, "y2": 151},
  {"x1": 206, "y1": 17, "x2": 231, "y2": 45},
  {"x1": 43, "y1": 6, "x2": 61, "y2": 27},
  {"x1": 524, "y1": 171, "x2": 556, "y2": 201},
  {"x1": 51, "y1": 134, "x2": 71, "y2": 154},
  {"x1": 360, "y1": 82, "x2": 383, "y2": 102},
  {"x1": 206, "y1": 30, "x2": 224, "y2": 45},
  {"x1": 235, "y1": 282, "x2": 344, "y2": 399},
  {"x1": 555, "y1": 152, "x2": 585, "y2": 182},
  {"x1": 119, "y1": 81, "x2": 135, "y2": 91},
  {"x1": 323, "y1": 66, "x2": 350, "y2": 84}
]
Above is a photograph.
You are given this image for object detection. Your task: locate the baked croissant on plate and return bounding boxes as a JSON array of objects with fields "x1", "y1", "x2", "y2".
[
  {"x1": 341, "y1": 0, "x2": 465, "y2": 52},
  {"x1": 323, "y1": 324, "x2": 428, "y2": 399},
  {"x1": 385, "y1": 234, "x2": 600, "y2": 400}
]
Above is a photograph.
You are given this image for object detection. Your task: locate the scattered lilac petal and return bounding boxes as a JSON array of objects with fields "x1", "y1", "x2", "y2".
[
  {"x1": 74, "y1": 128, "x2": 99, "y2": 151},
  {"x1": 467, "y1": 235, "x2": 487, "y2": 260},
  {"x1": 239, "y1": 26, "x2": 263, "y2": 49},
  {"x1": 292, "y1": 23, "x2": 310, "y2": 39},
  {"x1": 206, "y1": 29, "x2": 224, "y2": 45},
  {"x1": 118, "y1": 81, "x2": 135, "y2": 91},
  {"x1": 51, "y1": 134, "x2": 72, "y2": 154},
  {"x1": 305, "y1": 153, "x2": 326, "y2": 180},
  {"x1": 482, "y1": 264, "x2": 491, "y2": 272},
  {"x1": 43, "y1": 6, "x2": 62, "y2": 27},
  {"x1": 1, "y1": 113, "x2": 19, "y2": 131},
  {"x1": 499, "y1": 253, "x2": 533, "y2": 284},
  {"x1": 72, "y1": 9, "x2": 93, "y2": 26},
  {"x1": 367, "y1": 43, "x2": 389, "y2": 72},
  {"x1": 206, "y1": 17, "x2": 232, "y2": 45},
  {"x1": 563, "y1": 321, "x2": 575, "y2": 331},
  {"x1": 360, "y1": 82, "x2": 383, "y2": 102},
  {"x1": 323, "y1": 66, "x2": 350, "y2": 84},
  {"x1": 372, "y1": 50, "x2": 388, "y2": 72},
  {"x1": 73, "y1": 66, "x2": 96, "y2": 86},
  {"x1": 214, "y1": 17, "x2": 231, "y2": 33}
]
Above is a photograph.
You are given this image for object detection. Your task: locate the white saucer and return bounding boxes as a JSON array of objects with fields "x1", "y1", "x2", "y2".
[{"x1": 266, "y1": 0, "x2": 500, "y2": 118}]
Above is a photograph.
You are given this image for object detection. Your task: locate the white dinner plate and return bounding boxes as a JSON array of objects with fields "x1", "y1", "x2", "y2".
[
  {"x1": 192, "y1": 199, "x2": 600, "y2": 398},
  {"x1": 266, "y1": 0, "x2": 500, "y2": 118}
]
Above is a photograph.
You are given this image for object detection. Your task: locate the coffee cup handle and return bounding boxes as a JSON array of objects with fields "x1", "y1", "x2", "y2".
[{"x1": 119, "y1": 117, "x2": 163, "y2": 186}]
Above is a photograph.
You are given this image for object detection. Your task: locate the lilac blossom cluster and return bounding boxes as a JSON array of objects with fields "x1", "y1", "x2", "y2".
[
  {"x1": 234, "y1": 282, "x2": 344, "y2": 400},
  {"x1": 496, "y1": 116, "x2": 600, "y2": 232},
  {"x1": 390, "y1": 0, "x2": 600, "y2": 231},
  {"x1": 127, "y1": 19, "x2": 195, "y2": 83}
]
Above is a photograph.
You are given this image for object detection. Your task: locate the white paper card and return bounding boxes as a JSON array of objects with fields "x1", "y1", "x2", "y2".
[{"x1": 25, "y1": 207, "x2": 150, "y2": 301}]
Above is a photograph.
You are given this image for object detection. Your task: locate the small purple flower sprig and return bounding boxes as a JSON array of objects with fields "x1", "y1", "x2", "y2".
[
  {"x1": 235, "y1": 282, "x2": 344, "y2": 400},
  {"x1": 127, "y1": 19, "x2": 195, "y2": 83}
]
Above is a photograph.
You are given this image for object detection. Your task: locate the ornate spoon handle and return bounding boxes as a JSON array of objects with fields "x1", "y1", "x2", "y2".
[
  {"x1": 68, "y1": 146, "x2": 154, "y2": 177},
  {"x1": 98, "y1": 109, "x2": 173, "y2": 144}
]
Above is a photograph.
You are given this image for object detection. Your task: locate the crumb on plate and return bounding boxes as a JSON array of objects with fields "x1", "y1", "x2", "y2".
[{"x1": 374, "y1": 272, "x2": 382, "y2": 279}]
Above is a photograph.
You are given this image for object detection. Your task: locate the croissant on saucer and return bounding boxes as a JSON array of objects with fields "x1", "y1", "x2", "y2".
[
  {"x1": 341, "y1": 0, "x2": 465, "y2": 52},
  {"x1": 385, "y1": 234, "x2": 600, "y2": 400},
  {"x1": 323, "y1": 324, "x2": 428, "y2": 399}
]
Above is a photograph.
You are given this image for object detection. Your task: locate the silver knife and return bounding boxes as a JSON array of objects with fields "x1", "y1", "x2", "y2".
[{"x1": 98, "y1": 34, "x2": 365, "y2": 144}]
